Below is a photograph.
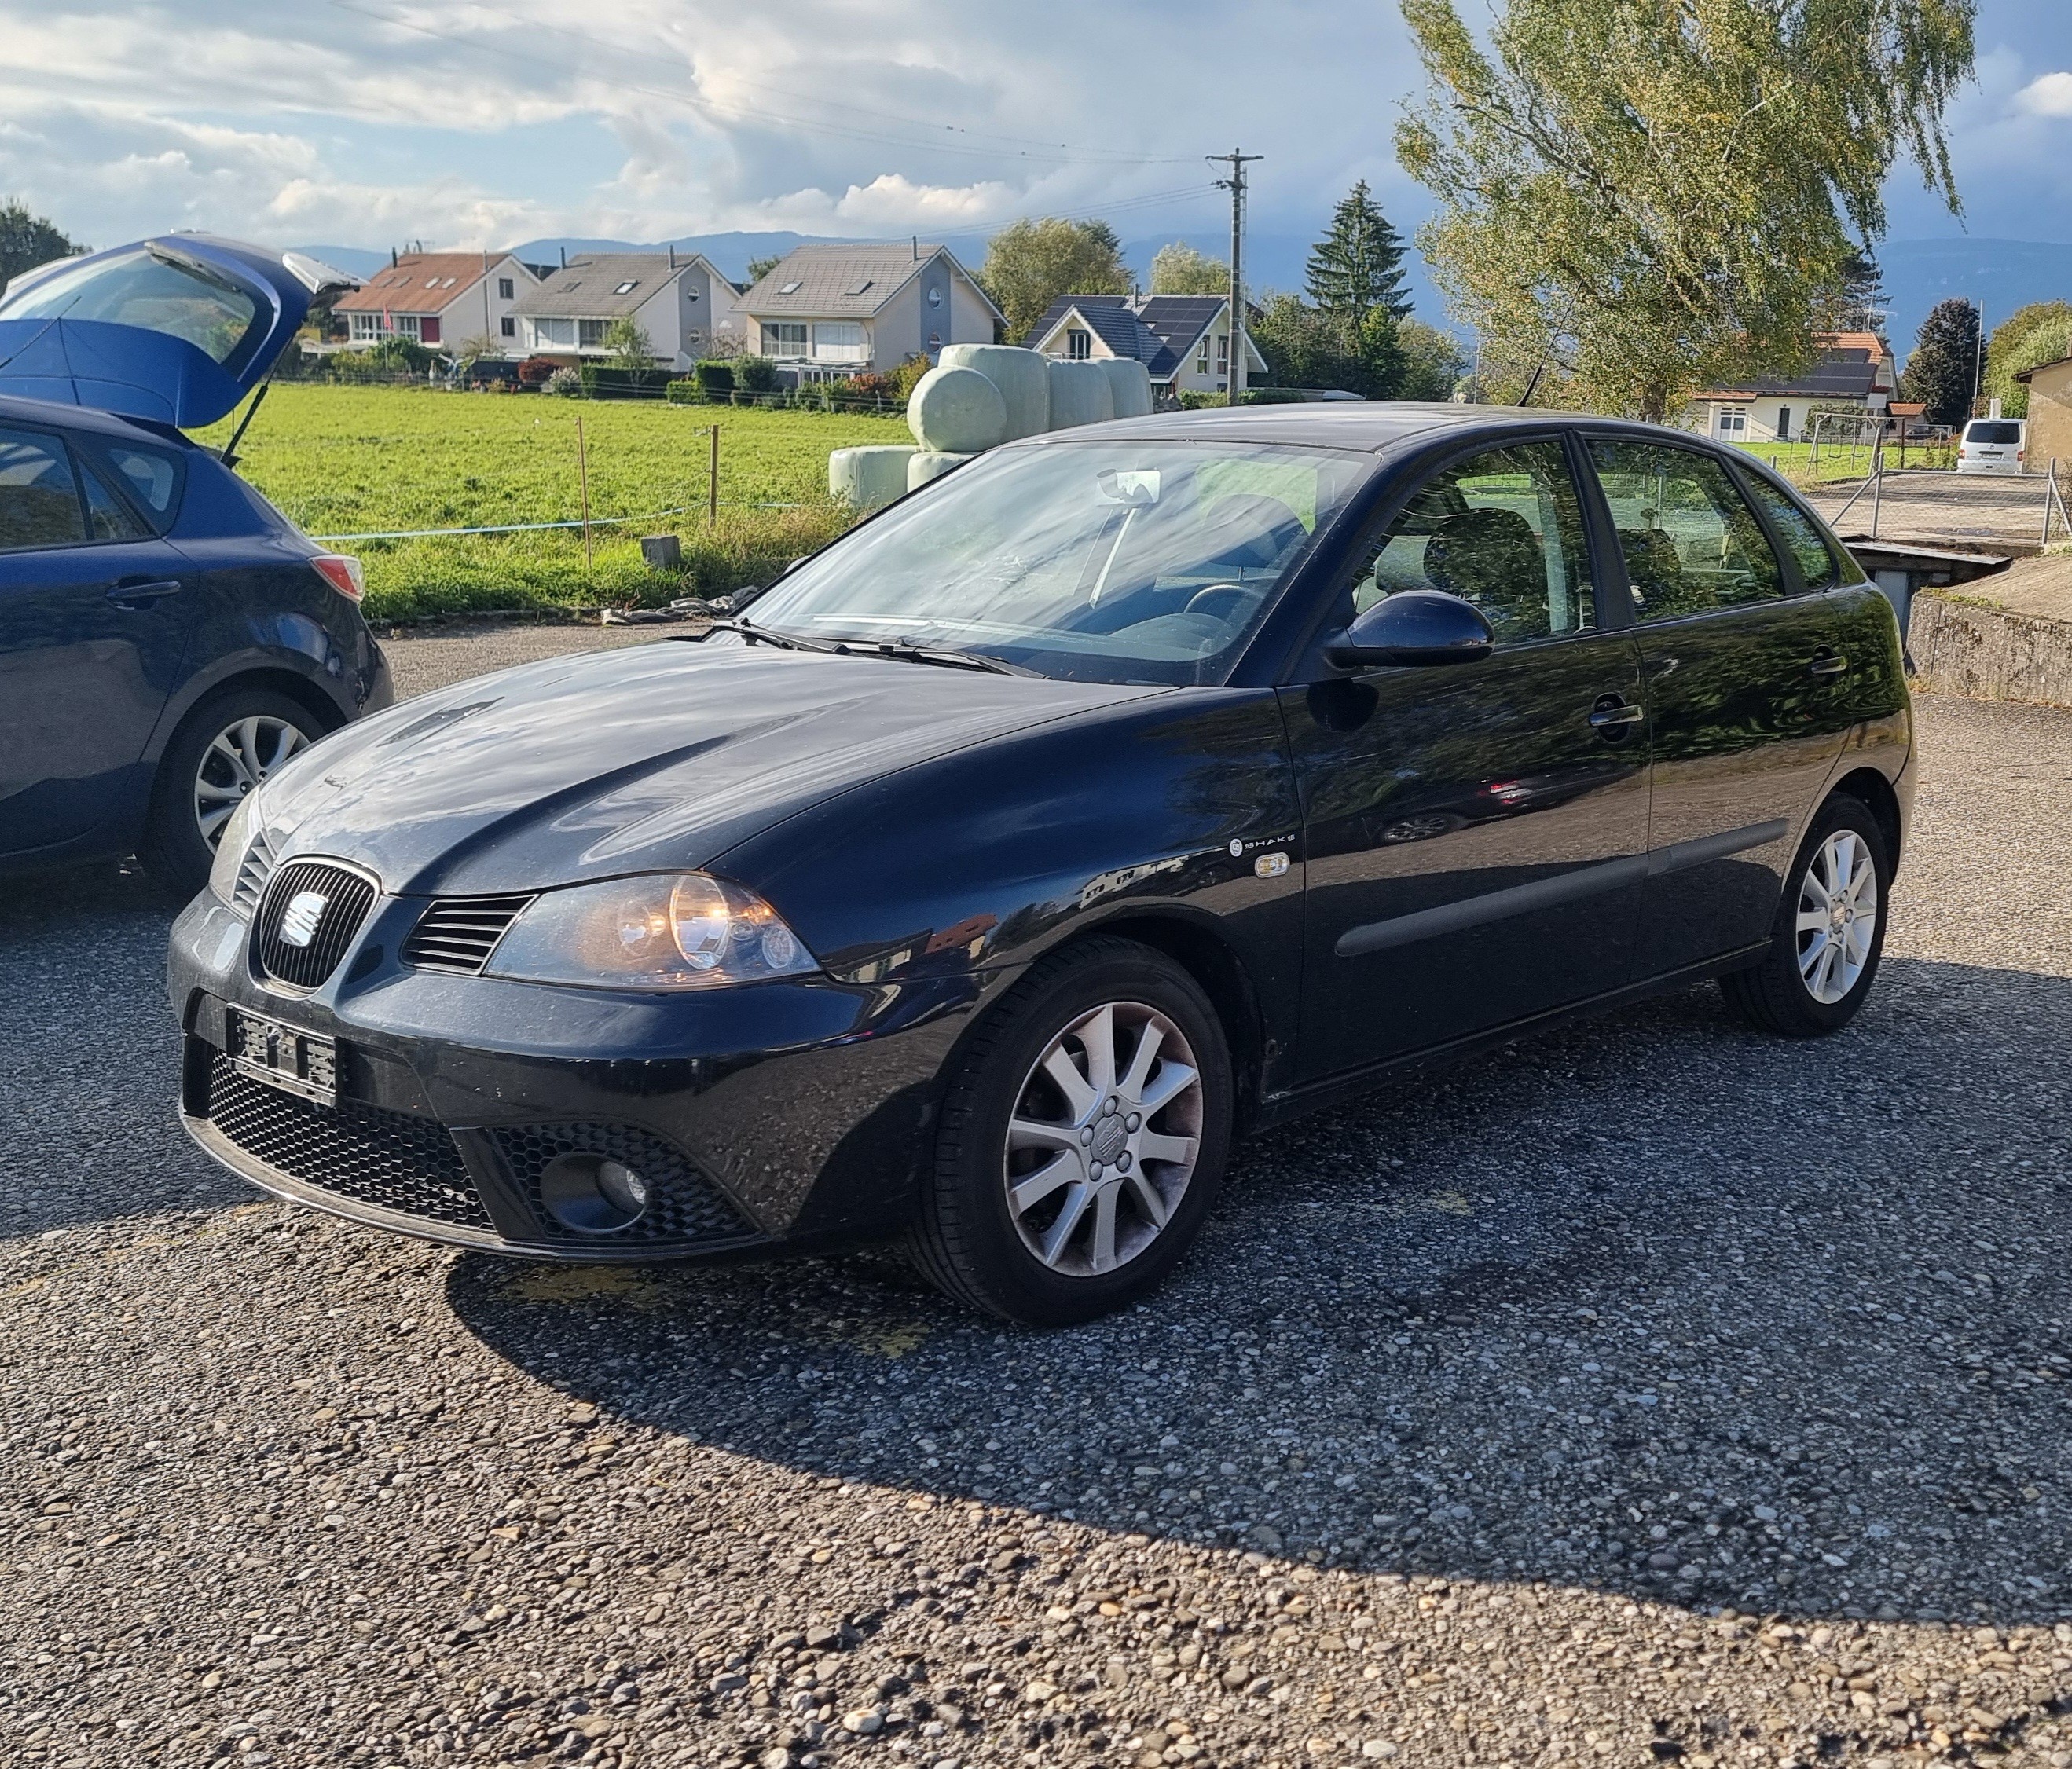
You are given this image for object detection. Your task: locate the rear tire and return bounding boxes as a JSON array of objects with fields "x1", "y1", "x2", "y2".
[
  {"x1": 908, "y1": 938, "x2": 1233, "y2": 1325},
  {"x1": 1722, "y1": 793, "x2": 1891, "y2": 1037},
  {"x1": 140, "y1": 687, "x2": 325, "y2": 900}
]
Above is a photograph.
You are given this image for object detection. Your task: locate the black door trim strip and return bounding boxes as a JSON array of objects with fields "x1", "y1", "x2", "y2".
[{"x1": 1333, "y1": 818, "x2": 1789, "y2": 959}]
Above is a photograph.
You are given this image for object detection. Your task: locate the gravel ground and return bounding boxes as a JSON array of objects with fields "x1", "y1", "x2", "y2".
[{"x1": 2, "y1": 633, "x2": 2069, "y2": 1769}]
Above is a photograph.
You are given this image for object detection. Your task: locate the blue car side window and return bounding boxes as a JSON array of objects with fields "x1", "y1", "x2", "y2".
[
  {"x1": 105, "y1": 444, "x2": 183, "y2": 525},
  {"x1": 0, "y1": 427, "x2": 87, "y2": 552}
]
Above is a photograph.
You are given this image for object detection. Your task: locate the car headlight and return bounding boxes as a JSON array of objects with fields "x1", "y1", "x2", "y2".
[
  {"x1": 208, "y1": 788, "x2": 266, "y2": 908},
  {"x1": 482, "y1": 873, "x2": 818, "y2": 991}
]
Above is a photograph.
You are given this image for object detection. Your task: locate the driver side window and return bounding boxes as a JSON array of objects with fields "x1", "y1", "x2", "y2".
[{"x1": 1349, "y1": 442, "x2": 1595, "y2": 643}]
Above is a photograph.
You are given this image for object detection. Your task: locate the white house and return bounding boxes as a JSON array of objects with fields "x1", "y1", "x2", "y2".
[
  {"x1": 1024, "y1": 294, "x2": 1269, "y2": 401},
  {"x1": 735, "y1": 242, "x2": 1003, "y2": 378},
  {"x1": 510, "y1": 251, "x2": 744, "y2": 370},
  {"x1": 1689, "y1": 331, "x2": 1898, "y2": 443},
  {"x1": 332, "y1": 251, "x2": 540, "y2": 352}
]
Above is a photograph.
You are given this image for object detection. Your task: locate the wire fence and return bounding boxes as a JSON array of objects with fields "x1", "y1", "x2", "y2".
[{"x1": 1809, "y1": 462, "x2": 2072, "y2": 548}]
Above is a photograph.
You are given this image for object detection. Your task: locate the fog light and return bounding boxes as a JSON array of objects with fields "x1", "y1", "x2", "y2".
[{"x1": 539, "y1": 1154, "x2": 651, "y2": 1234}]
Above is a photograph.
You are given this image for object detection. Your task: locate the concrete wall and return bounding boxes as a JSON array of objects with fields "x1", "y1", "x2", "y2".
[
  {"x1": 1910, "y1": 591, "x2": 2072, "y2": 709},
  {"x1": 2026, "y1": 360, "x2": 2072, "y2": 471}
]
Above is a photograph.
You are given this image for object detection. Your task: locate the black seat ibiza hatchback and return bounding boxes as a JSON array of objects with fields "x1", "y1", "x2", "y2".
[
  {"x1": 0, "y1": 234, "x2": 391, "y2": 896},
  {"x1": 169, "y1": 405, "x2": 1910, "y2": 1323}
]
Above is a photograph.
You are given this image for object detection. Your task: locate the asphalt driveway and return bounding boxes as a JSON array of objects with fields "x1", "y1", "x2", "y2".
[{"x1": 1, "y1": 632, "x2": 2066, "y2": 1769}]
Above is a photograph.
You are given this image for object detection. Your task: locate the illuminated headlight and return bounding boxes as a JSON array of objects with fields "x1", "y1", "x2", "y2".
[
  {"x1": 207, "y1": 788, "x2": 266, "y2": 909},
  {"x1": 482, "y1": 873, "x2": 817, "y2": 991}
]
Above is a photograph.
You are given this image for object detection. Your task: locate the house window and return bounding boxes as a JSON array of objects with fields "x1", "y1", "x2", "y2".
[
  {"x1": 779, "y1": 280, "x2": 802, "y2": 295},
  {"x1": 1714, "y1": 405, "x2": 1749, "y2": 438},
  {"x1": 532, "y1": 317, "x2": 576, "y2": 349},
  {"x1": 764, "y1": 322, "x2": 808, "y2": 357},
  {"x1": 420, "y1": 317, "x2": 441, "y2": 346},
  {"x1": 497, "y1": 277, "x2": 514, "y2": 300},
  {"x1": 348, "y1": 312, "x2": 383, "y2": 342},
  {"x1": 578, "y1": 318, "x2": 608, "y2": 349},
  {"x1": 614, "y1": 281, "x2": 639, "y2": 295},
  {"x1": 1066, "y1": 328, "x2": 1091, "y2": 360},
  {"x1": 1216, "y1": 332, "x2": 1229, "y2": 375},
  {"x1": 391, "y1": 313, "x2": 422, "y2": 342},
  {"x1": 499, "y1": 316, "x2": 515, "y2": 338},
  {"x1": 812, "y1": 322, "x2": 867, "y2": 363},
  {"x1": 1195, "y1": 337, "x2": 1209, "y2": 375}
]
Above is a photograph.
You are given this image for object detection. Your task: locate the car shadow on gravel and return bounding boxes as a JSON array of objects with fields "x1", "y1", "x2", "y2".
[
  {"x1": 448, "y1": 957, "x2": 2072, "y2": 1632},
  {"x1": 0, "y1": 863, "x2": 251, "y2": 1238}
]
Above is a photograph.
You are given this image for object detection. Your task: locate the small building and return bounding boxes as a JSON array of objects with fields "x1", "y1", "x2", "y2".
[
  {"x1": 511, "y1": 251, "x2": 743, "y2": 371},
  {"x1": 332, "y1": 251, "x2": 541, "y2": 352},
  {"x1": 1022, "y1": 294, "x2": 1270, "y2": 401},
  {"x1": 1688, "y1": 331, "x2": 1898, "y2": 443},
  {"x1": 735, "y1": 242, "x2": 1003, "y2": 379},
  {"x1": 2015, "y1": 356, "x2": 2072, "y2": 469}
]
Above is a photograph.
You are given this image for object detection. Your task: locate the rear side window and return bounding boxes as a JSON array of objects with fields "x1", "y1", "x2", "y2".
[
  {"x1": 0, "y1": 427, "x2": 86, "y2": 551},
  {"x1": 1350, "y1": 441, "x2": 1595, "y2": 643},
  {"x1": 1589, "y1": 440, "x2": 1783, "y2": 621},
  {"x1": 79, "y1": 462, "x2": 148, "y2": 540},
  {"x1": 103, "y1": 444, "x2": 185, "y2": 527},
  {"x1": 1740, "y1": 474, "x2": 1843, "y2": 590}
]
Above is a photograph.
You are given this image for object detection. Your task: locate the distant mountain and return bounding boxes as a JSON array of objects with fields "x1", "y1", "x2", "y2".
[
  {"x1": 290, "y1": 244, "x2": 392, "y2": 280},
  {"x1": 1877, "y1": 238, "x2": 2072, "y2": 361}
]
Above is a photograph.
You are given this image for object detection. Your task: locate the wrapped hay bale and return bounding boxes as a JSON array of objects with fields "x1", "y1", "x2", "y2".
[
  {"x1": 907, "y1": 451, "x2": 975, "y2": 491},
  {"x1": 906, "y1": 365, "x2": 1008, "y2": 455},
  {"x1": 1099, "y1": 357, "x2": 1153, "y2": 419},
  {"x1": 939, "y1": 344, "x2": 1051, "y2": 440},
  {"x1": 1047, "y1": 358, "x2": 1115, "y2": 430},
  {"x1": 829, "y1": 445, "x2": 919, "y2": 510}
]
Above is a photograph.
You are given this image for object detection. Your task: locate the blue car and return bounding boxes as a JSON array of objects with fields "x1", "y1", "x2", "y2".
[{"x1": 0, "y1": 234, "x2": 391, "y2": 895}]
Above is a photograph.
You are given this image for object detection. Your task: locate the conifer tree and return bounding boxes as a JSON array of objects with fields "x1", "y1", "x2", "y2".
[{"x1": 1304, "y1": 181, "x2": 1413, "y2": 326}]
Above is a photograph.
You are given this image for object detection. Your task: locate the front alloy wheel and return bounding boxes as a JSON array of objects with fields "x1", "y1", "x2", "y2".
[
  {"x1": 1004, "y1": 1000, "x2": 1203, "y2": 1277},
  {"x1": 911, "y1": 938, "x2": 1232, "y2": 1324}
]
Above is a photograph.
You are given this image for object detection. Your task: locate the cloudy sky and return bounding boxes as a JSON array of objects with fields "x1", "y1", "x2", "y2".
[{"x1": 3, "y1": 0, "x2": 2071, "y2": 258}]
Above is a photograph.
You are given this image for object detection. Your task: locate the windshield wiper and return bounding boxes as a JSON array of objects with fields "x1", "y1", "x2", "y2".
[
  {"x1": 697, "y1": 619, "x2": 841, "y2": 655},
  {"x1": 862, "y1": 641, "x2": 1034, "y2": 677}
]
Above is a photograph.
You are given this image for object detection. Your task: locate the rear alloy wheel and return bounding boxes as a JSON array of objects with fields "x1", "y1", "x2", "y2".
[
  {"x1": 141, "y1": 687, "x2": 325, "y2": 900},
  {"x1": 911, "y1": 939, "x2": 1232, "y2": 1324},
  {"x1": 1722, "y1": 793, "x2": 1892, "y2": 1036}
]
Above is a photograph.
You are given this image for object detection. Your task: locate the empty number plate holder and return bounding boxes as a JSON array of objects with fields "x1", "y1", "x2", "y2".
[{"x1": 226, "y1": 1008, "x2": 338, "y2": 1108}]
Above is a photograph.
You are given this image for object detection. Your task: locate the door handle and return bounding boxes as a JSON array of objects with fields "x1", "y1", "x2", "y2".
[
  {"x1": 106, "y1": 577, "x2": 183, "y2": 607},
  {"x1": 1806, "y1": 650, "x2": 1848, "y2": 678},
  {"x1": 1587, "y1": 698, "x2": 1645, "y2": 732}
]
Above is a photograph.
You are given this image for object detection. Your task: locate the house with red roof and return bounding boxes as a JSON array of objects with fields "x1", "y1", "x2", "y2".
[{"x1": 332, "y1": 252, "x2": 541, "y2": 353}]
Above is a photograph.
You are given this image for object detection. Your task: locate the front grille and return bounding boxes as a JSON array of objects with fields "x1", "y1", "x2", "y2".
[
  {"x1": 401, "y1": 894, "x2": 534, "y2": 976},
  {"x1": 253, "y1": 859, "x2": 378, "y2": 991},
  {"x1": 204, "y1": 1057, "x2": 493, "y2": 1230},
  {"x1": 229, "y1": 827, "x2": 281, "y2": 915},
  {"x1": 493, "y1": 1123, "x2": 750, "y2": 1245}
]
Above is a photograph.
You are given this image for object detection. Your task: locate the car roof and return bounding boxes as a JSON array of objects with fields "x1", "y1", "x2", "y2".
[
  {"x1": 1019, "y1": 401, "x2": 1714, "y2": 456},
  {"x1": 0, "y1": 390, "x2": 195, "y2": 448}
]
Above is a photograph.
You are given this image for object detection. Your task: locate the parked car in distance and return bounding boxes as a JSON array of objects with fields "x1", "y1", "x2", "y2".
[
  {"x1": 169, "y1": 405, "x2": 1912, "y2": 1324},
  {"x1": 1956, "y1": 416, "x2": 2026, "y2": 474},
  {"x1": 0, "y1": 235, "x2": 391, "y2": 895}
]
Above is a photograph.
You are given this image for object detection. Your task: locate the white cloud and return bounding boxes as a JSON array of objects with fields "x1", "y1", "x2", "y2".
[{"x1": 2015, "y1": 71, "x2": 2072, "y2": 116}]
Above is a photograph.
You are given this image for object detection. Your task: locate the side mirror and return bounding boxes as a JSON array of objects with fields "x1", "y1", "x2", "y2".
[{"x1": 1324, "y1": 589, "x2": 1494, "y2": 669}]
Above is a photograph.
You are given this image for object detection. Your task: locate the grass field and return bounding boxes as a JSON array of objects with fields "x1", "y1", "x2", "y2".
[
  {"x1": 193, "y1": 385, "x2": 908, "y2": 619},
  {"x1": 1731, "y1": 438, "x2": 1956, "y2": 484}
]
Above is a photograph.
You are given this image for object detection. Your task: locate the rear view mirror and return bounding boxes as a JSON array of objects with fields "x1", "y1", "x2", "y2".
[
  {"x1": 1325, "y1": 589, "x2": 1494, "y2": 668},
  {"x1": 1097, "y1": 469, "x2": 1161, "y2": 507}
]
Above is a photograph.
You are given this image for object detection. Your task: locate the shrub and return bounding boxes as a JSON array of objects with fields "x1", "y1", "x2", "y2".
[
  {"x1": 578, "y1": 363, "x2": 666, "y2": 399},
  {"x1": 734, "y1": 354, "x2": 777, "y2": 394},
  {"x1": 892, "y1": 354, "x2": 931, "y2": 401},
  {"x1": 693, "y1": 359, "x2": 735, "y2": 399},
  {"x1": 517, "y1": 356, "x2": 559, "y2": 387},
  {"x1": 665, "y1": 378, "x2": 703, "y2": 405},
  {"x1": 545, "y1": 368, "x2": 583, "y2": 397}
]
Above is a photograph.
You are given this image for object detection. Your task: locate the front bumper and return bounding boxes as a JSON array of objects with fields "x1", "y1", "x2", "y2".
[{"x1": 169, "y1": 888, "x2": 996, "y2": 1260}]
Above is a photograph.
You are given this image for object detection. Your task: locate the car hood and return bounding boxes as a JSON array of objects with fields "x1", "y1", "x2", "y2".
[
  {"x1": 0, "y1": 235, "x2": 352, "y2": 429},
  {"x1": 259, "y1": 637, "x2": 1166, "y2": 895}
]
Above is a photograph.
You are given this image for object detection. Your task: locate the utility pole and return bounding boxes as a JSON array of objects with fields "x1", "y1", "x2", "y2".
[{"x1": 1209, "y1": 149, "x2": 1262, "y2": 406}]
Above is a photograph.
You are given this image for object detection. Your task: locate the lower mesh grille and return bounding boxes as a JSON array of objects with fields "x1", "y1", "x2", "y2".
[
  {"x1": 491, "y1": 1123, "x2": 749, "y2": 1245},
  {"x1": 204, "y1": 1056, "x2": 492, "y2": 1231}
]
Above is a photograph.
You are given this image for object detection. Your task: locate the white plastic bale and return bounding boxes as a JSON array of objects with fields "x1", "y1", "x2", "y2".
[
  {"x1": 1047, "y1": 358, "x2": 1116, "y2": 430},
  {"x1": 1099, "y1": 357, "x2": 1153, "y2": 419},
  {"x1": 938, "y1": 344, "x2": 1051, "y2": 440},
  {"x1": 829, "y1": 445, "x2": 919, "y2": 510},
  {"x1": 907, "y1": 451, "x2": 974, "y2": 491},
  {"x1": 906, "y1": 365, "x2": 1008, "y2": 454}
]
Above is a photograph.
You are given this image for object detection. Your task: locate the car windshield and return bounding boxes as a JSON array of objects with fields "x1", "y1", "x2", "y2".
[
  {"x1": 746, "y1": 439, "x2": 1373, "y2": 685},
  {"x1": 1, "y1": 246, "x2": 263, "y2": 368}
]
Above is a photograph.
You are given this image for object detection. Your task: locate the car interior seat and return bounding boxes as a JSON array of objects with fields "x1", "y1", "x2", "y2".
[{"x1": 1422, "y1": 507, "x2": 1548, "y2": 639}]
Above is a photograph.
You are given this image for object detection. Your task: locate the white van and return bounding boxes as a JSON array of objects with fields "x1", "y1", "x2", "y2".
[{"x1": 1956, "y1": 417, "x2": 2026, "y2": 474}]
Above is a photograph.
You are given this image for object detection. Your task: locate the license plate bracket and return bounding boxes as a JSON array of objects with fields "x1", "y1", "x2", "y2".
[{"x1": 226, "y1": 1009, "x2": 338, "y2": 1108}]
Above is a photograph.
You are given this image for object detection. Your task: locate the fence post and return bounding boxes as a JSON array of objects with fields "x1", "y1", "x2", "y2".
[
  {"x1": 575, "y1": 409, "x2": 592, "y2": 570},
  {"x1": 2046, "y1": 460, "x2": 2061, "y2": 548},
  {"x1": 709, "y1": 424, "x2": 720, "y2": 529},
  {"x1": 1869, "y1": 456, "x2": 1883, "y2": 541}
]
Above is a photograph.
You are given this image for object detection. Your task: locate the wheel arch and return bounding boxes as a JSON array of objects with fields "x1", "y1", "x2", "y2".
[{"x1": 1828, "y1": 765, "x2": 1904, "y2": 874}]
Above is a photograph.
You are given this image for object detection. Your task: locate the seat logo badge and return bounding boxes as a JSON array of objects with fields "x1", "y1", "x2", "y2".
[{"x1": 280, "y1": 891, "x2": 329, "y2": 948}]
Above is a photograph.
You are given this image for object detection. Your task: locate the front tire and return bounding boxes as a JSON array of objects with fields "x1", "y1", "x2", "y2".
[
  {"x1": 1722, "y1": 793, "x2": 1891, "y2": 1036},
  {"x1": 910, "y1": 938, "x2": 1233, "y2": 1324},
  {"x1": 140, "y1": 687, "x2": 325, "y2": 899}
]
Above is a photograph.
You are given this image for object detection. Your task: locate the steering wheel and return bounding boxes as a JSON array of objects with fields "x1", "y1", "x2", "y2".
[{"x1": 1184, "y1": 582, "x2": 1252, "y2": 621}]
